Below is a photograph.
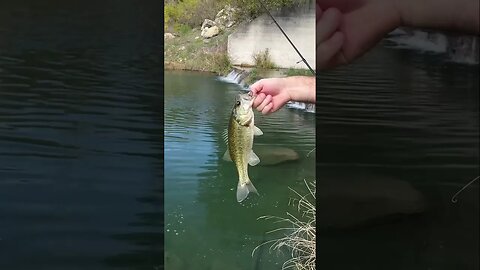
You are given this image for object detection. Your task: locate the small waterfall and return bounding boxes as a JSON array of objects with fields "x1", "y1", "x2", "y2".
[
  {"x1": 385, "y1": 27, "x2": 479, "y2": 64},
  {"x1": 218, "y1": 69, "x2": 315, "y2": 113}
]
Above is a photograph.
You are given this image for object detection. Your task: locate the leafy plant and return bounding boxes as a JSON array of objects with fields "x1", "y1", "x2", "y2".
[{"x1": 253, "y1": 49, "x2": 276, "y2": 69}]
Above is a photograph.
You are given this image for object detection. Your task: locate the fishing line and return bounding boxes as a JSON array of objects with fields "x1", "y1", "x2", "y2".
[
  {"x1": 451, "y1": 176, "x2": 479, "y2": 203},
  {"x1": 256, "y1": 0, "x2": 316, "y2": 75}
]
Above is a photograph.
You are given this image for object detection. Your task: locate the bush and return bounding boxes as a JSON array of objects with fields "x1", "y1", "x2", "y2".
[
  {"x1": 253, "y1": 49, "x2": 276, "y2": 69},
  {"x1": 211, "y1": 52, "x2": 232, "y2": 75}
]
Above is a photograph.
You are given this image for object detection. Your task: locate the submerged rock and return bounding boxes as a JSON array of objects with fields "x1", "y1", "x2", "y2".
[
  {"x1": 317, "y1": 172, "x2": 427, "y2": 229},
  {"x1": 253, "y1": 145, "x2": 300, "y2": 165}
]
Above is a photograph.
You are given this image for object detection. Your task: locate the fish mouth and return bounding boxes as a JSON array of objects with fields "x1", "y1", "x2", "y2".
[{"x1": 238, "y1": 92, "x2": 255, "y2": 105}]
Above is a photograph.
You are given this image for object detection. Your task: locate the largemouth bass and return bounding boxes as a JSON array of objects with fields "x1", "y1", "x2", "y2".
[{"x1": 223, "y1": 92, "x2": 263, "y2": 202}]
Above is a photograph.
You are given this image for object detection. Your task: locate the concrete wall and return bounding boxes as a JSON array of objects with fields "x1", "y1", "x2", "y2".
[{"x1": 227, "y1": 1, "x2": 315, "y2": 70}]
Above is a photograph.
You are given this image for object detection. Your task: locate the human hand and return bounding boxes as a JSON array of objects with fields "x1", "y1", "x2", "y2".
[
  {"x1": 250, "y1": 76, "x2": 315, "y2": 115},
  {"x1": 316, "y1": 0, "x2": 401, "y2": 69},
  {"x1": 250, "y1": 78, "x2": 292, "y2": 115}
]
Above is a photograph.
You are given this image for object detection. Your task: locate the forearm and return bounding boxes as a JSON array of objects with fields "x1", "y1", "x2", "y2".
[
  {"x1": 397, "y1": 0, "x2": 479, "y2": 34},
  {"x1": 285, "y1": 76, "x2": 316, "y2": 103}
]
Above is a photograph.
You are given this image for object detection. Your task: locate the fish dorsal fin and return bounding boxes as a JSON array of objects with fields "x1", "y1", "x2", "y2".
[
  {"x1": 253, "y1": 125, "x2": 263, "y2": 136},
  {"x1": 221, "y1": 128, "x2": 229, "y2": 145},
  {"x1": 248, "y1": 150, "x2": 260, "y2": 166}
]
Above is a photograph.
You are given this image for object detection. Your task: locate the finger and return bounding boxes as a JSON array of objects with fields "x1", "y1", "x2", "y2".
[
  {"x1": 316, "y1": 8, "x2": 342, "y2": 44},
  {"x1": 249, "y1": 79, "x2": 264, "y2": 94},
  {"x1": 253, "y1": 93, "x2": 266, "y2": 108},
  {"x1": 262, "y1": 103, "x2": 274, "y2": 115},
  {"x1": 317, "y1": 31, "x2": 344, "y2": 69},
  {"x1": 316, "y1": 3, "x2": 322, "y2": 20},
  {"x1": 256, "y1": 94, "x2": 272, "y2": 112}
]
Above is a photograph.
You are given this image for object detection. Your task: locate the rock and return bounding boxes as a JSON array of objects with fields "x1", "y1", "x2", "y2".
[
  {"x1": 316, "y1": 171, "x2": 427, "y2": 229},
  {"x1": 201, "y1": 25, "x2": 220, "y2": 39},
  {"x1": 201, "y1": 19, "x2": 216, "y2": 31},
  {"x1": 214, "y1": 5, "x2": 237, "y2": 30},
  {"x1": 164, "y1": 33, "x2": 175, "y2": 40}
]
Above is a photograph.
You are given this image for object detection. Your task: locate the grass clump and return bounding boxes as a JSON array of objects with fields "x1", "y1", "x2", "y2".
[
  {"x1": 285, "y1": 68, "x2": 313, "y2": 76},
  {"x1": 253, "y1": 180, "x2": 316, "y2": 270},
  {"x1": 253, "y1": 49, "x2": 276, "y2": 69}
]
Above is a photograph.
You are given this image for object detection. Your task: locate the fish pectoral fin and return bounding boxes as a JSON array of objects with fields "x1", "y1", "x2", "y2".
[
  {"x1": 253, "y1": 125, "x2": 263, "y2": 136},
  {"x1": 248, "y1": 150, "x2": 260, "y2": 166},
  {"x1": 222, "y1": 148, "x2": 233, "y2": 162},
  {"x1": 237, "y1": 180, "x2": 259, "y2": 202}
]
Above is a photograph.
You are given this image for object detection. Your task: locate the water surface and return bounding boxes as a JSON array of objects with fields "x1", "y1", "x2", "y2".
[
  {"x1": 164, "y1": 70, "x2": 315, "y2": 269},
  {"x1": 317, "y1": 40, "x2": 479, "y2": 270},
  {"x1": 0, "y1": 1, "x2": 163, "y2": 269}
]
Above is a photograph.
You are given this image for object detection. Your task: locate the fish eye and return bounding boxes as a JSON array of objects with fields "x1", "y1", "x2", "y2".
[{"x1": 236, "y1": 101, "x2": 241, "y2": 106}]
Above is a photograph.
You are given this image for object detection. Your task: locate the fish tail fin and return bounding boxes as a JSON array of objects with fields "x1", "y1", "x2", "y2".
[{"x1": 236, "y1": 179, "x2": 258, "y2": 203}]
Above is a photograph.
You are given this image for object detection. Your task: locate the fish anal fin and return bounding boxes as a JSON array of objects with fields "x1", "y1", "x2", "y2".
[{"x1": 248, "y1": 150, "x2": 260, "y2": 166}]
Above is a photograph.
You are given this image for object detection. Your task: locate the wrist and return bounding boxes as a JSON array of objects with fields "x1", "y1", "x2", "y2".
[
  {"x1": 284, "y1": 76, "x2": 316, "y2": 103},
  {"x1": 395, "y1": 0, "x2": 479, "y2": 34}
]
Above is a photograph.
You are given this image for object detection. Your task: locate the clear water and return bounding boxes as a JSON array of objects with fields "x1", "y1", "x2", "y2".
[
  {"x1": 317, "y1": 41, "x2": 479, "y2": 269},
  {"x1": 0, "y1": 1, "x2": 163, "y2": 269},
  {"x1": 164, "y1": 71, "x2": 315, "y2": 269}
]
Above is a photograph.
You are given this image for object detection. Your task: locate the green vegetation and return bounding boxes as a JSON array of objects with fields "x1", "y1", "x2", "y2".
[
  {"x1": 165, "y1": 0, "x2": 228, "y2": 31},
  {"x1": 230, "y1": 0, "x2": 308, "y2": 18},
  {"x1": 285, "y1": 68, "x2": 313, "y2": 76},
  {"x1": 243, "y1": 68, "x2": 260, "y2": 85},
  {"x1": 164, "y1": 28, "x2": 233, "y2": 75},
  {"x1": 164, "y1": 0, "x2": 308, "y2": 31},
  {"x1": 253, "y1": 49, "x2": 276, "y2": 69},
  {"x1": 164, "y1": 0, "x2": 311, "y2": 75}
]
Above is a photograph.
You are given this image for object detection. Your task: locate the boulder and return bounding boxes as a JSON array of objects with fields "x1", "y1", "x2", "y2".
[
  {"x1": 201, "y1": 19, "x2": 216, "y2": 31},
  {"x1": 164, "y1": 32, "x2": 175, "y2": 40},
  {"x1": 201, "y1": 25, "x2": 220, "y2": 39},
  {"x1": 214, "y1": 5, "x2": 237, "y2": 30}
]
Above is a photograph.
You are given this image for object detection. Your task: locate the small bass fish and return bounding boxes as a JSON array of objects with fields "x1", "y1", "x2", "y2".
[{"x1": 223, "y1": 92, "x2": 263, "y2": 202}]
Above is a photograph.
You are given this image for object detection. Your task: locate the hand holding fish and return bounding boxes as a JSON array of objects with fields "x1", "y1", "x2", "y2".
[
  {"x1": 250, "y1": 76, "x2": 315, "y2": 115},
  {"x1": 316, "y1": 0, "x2": 479, "y2": 70}
]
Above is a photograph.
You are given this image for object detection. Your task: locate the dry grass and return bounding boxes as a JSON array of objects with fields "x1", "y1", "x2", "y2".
[{"x1": 252, "y1": 180, "x2": 316, "y2": 270}]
